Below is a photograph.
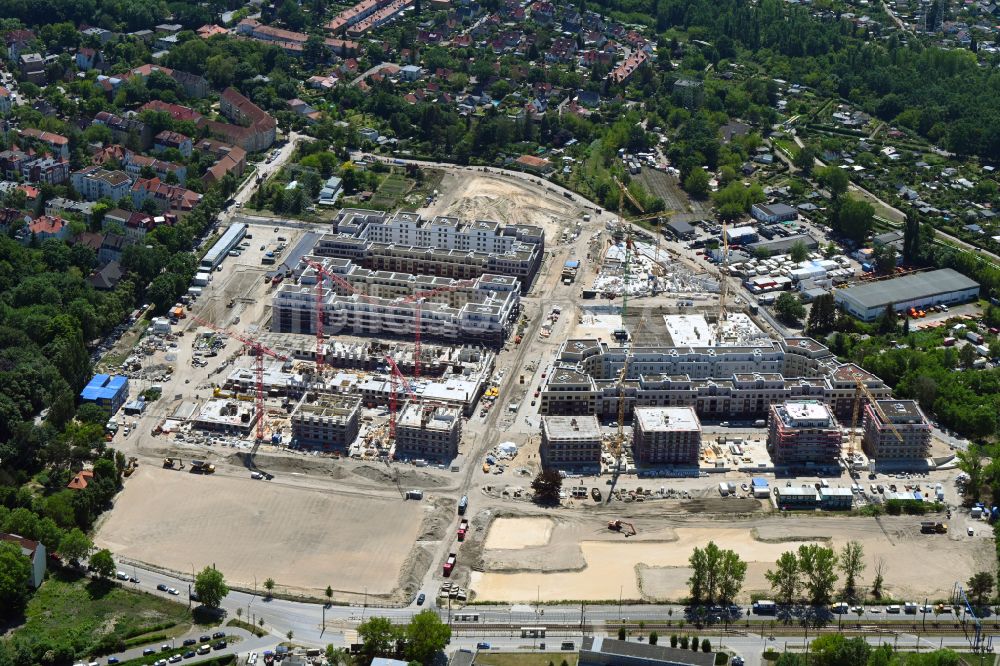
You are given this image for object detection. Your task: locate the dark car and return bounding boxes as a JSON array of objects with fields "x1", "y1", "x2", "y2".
[
  {"x1": 107, "y1": 658, "x2": 120, "y2": 664},
  {"x1": 183, "y1": 651, "x2": 196, "y2": 659},
  {"x1": 212, "y1": 632, "x2": 226, "y2": 640},
  {"x1": 476, "y1": 643, "x2": 491, "y2": 650},
  {"x1": 143, "y1": 649, "x2": 155, "y2": 656},
  {"x1": 156, "y1": 583, "x2": 168, "y2": 591},
  {"x1": 416, "y1": 593, "x2": 425, "y2": 605},
  {"x1": 199, "y1": 635, "x2": 211, "y2": 643},
  {"x1": 183, "y1": 639, "x2": 197, "y2": 647},
  {"x1": 213, "y1": 641, "x2": 227, "y2": 650}
]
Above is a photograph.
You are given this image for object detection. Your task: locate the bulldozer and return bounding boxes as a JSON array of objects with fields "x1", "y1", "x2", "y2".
[{"x1": 608, "y1": 520, "x2": 636, "y2": 537}]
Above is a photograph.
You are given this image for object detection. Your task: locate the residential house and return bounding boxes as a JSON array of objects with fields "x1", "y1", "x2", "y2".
[
  {"x1": 0, "y1": 86, "x2": 11, "y2": 115},
  {"x1": 199, "y1": 87, "x2": 276, "y2": 152},
  {"x1": 75, "y1": 47, "x2": 106, "y2": 71},
  {"x1": 87, "y1": 260, "x2": 123, "y2": 290},
  {"x1": 140, "y1": 100, "x2": 202, "y2": 123},
  {"x1": 399, "y1": 65, "x2": 422, "y2": 82},
  {"x1": 125, "y1": 153, "x2": 187, "y2": 185},
  {"x1": 154, "y1": 130, "x2": 193, "y2": 158},
  {"x1": 197, "y1": 24, "x2": 228, "y2": 39},
  {"x1": 0, "y1": 534, "x2": 46, "y2": 588},
  {"x1": 19, "y1": 128, "x2": 69, "y2": 158},
  {"x1": 45, "y1": 197, "x2": 95, "y2": 223},
  {"x1": 94, "y1": 74, "x2": 124, "y2": 96},
  {"x1": 101, "y1": 208, "x2": 131, "y2": 232},
  {"x1": 26, "y1": 215, "x2": 69, "y2": 242},
  {"x1": 198, "y1": 139, "x2": 247, "y2": 187},
  {"x1": 0, "y1": 149, "x2": 30, "y2": 179},
  {"x1": 128, "y1": 64, "x2": 209, "y2": 98},
  {"x1": 19, "y1": 53, "x2": 45, "y2": 84},
  {"x1": 67, "y1": 469, "x2": 94, "y2": 490},
  {"x1": 131, "y1": 177, "x2": 202, "y2": 212},
  {"x1": 608, "y1": 49, "x2": 650, "y2": 85},
  {"x1": 287, "y1": 98, "x2": 321, "y2": 123},
  {"x1": 3, "y1": 29, "x2": 35, "y2": 63},
  {"x1": 515, "y1": 154, "x2": 553, "y2": 174},
  {"x1": 81, "y1": 27, "x2": 114, "y2": 44},
  {"x1": 25, "y1": 156, "x2": 69, "y2": 184},
  {"x1": 93, "y1": 111, "x2": 153, "y2": 149},
  {"x1": 99, "y1": 232, "x2": 128, "y2": 264},
  {"x1": 71, "y1": 166, "x2": 132, "y2": 201}
]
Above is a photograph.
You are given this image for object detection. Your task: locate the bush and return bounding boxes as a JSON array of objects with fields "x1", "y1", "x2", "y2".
[
  {"x1": 649, "y1": 632, "x2": 658, "y2": 646},
  {"x1": 670, "y1": 635, "x2": 678, "y2": 648},
  {"x1": 617, "y1": 627, "x2": 626, "y2": 640},
  {"x1": 680, "y1": 636, "x2": 689, "y2": 649},
  {"x1": 715, "y1": 654, "x2": 730, "y2": 666},
  {"x1": 763, "y1": 649, "x2": 780, "y2": 662},
  {"x1": 123, "y1": 634, "x2": 167, "y2": 649},
  {"x1": 702, "y1": 639, "x2": 711, "y2": 653},
  {"x1": 691, "y1": 636, "x2": 699, "y2": 651}
]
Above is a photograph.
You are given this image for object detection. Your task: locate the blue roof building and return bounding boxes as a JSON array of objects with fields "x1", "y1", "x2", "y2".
[{"x1": 80, "y1": 374, "x2": 129, "y2": 415}]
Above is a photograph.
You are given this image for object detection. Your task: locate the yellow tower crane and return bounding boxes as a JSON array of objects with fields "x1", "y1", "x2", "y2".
[{"x1": 848, "y1": 379, "x2": 903, "y2": 466}]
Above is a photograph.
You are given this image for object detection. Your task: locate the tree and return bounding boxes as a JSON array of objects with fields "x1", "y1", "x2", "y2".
[
  {"x1": 59, "y1": 528, "x2": 93, "y2": 564},
  {"x1": 0, "y1": 542, "x2": 31, "y2": 619},
  {"x1": 789, "y1": 240, "x2": 809, "y2": 263},
  {"x1": 774, "y1": 292, "x2": 806, "y2": 325},
  {"x1": 960, "y1": 343, "x2": 977, "y2": 369},
  {"x1": 263, "y1": 577, "x2": 275, "y2": 597},
  {"x1": 531, "y1": 469, "x2": 562, "y2": 505},
  {"x1": 618, "y1": 627, "x2": 626, "y2": 640},
  {"x1": 89, "y1": 548, "x2": 115, "y2": 579},
  {"x1": 405, "y1": 610, "x2": 452, "y2": 665},
  {"x1": 325, "y1": 585, "x2": 333, "y2": 603},
  {"x1": 683, "y1": 168, "x2": 710, "y2": 199},
  {"x1": 701, "y1": 639, "x2": 710, "y2": 653},
  {"x1": 287, "y1": 630, "x2": 294, "y2": 641},
  {"x1": 874, "y1": 244, "x2": 897, "y2": 275},
  {"x1": 806, "y1": 294, "x2": 837, "y2": 335},
  {"x1": 877, "y1": 303, "x2": 898, "y2": 335},
  {"x1": 649, "y1": 632, "x2": 658, "y2": 645},
  {"x1": 839, "y1": 541, "x2": 865, "y2": 599},
  {"x1": 967, "y1": 571, "x2": 994, "y2": 607},
  {"x1": 836, "y1": 198, "x2": 875, "y2": 243},
  {"x1": 958, "y1": 446, "x2": 985, "y2": 501},
  {"x1": 817, "y1": 166, "x2": 849, "y2": 200},
  {"x1": 797, "y1": 544, "x2": 838, "y2": 606},
  {"x1": 793, "y1": 146, "x2": 816, "y2": 175},
  {"x1": 871, "y1": 557, "x2": 886, "y2": 599},
  {"x1": 766, "y1": 551, "x2": 800, "y2": 605},
  {"x1": 194, "y1": 566, "x2": 228, "y2": 608},
  {"x1": 688, "y1": 541, "x2": 746, "y2": 604},
  {"x1": 358, "y1": 617, "x2": 401, "y2": 662}
]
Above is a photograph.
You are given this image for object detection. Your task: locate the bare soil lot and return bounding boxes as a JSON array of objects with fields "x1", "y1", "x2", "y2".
[
  {"x1": 470, "y1": 514, "x2": 993, "y2": 602},
  {"x1": 95, "y1": 465, "x2": 425, "y2": 599}
]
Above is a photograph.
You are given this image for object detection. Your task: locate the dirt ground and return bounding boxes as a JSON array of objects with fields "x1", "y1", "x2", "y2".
[
  {"x1": 483, "y1": 517, "x2": 554, "y2": 550},
  {"x1": 95, "y1": 465, "x2": 427, "y2": 599},
  {"x1": 470, "y1": 513, "x2": 995, "y2": 603},
  {"x1": 421, "y1": 171, "x2": 583, "y2": 239}
]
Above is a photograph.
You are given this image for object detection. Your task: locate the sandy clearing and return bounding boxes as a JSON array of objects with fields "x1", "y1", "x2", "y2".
[
  {"x1": 483, "y1": 517, "x2": 554, "y2": 550},
  {"x1": 95, "y1": 466, "x2": 423, "y2": 597}
]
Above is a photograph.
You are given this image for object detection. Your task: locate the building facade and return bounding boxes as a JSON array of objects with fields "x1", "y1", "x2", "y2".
[
  {"x1": 767, "y1": 400, "x2": 842, "y2": 466},
  {"x1": 632, "y1": 406, "x2": 701, "y2": 465},
  {"x1": 862, "y1": 399, "x2": 932, "y2": 461},
  {"x1": 540, "y1": 415, "x2": 602, "y2": 469},
  {"x1": 290, "y1": 394, "x2": 361, "y2": 450},
  {"x1": 80, "y1": 374, "x2": 129, "y2": 415},
  {"x1": 71, "y1": 166, "x2": 131, "y2": 201},
  {"x1": 394, "y1": 403, "x2": 463, "y2": 461}
]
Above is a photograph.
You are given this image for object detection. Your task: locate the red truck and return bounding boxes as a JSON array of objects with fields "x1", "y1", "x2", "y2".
[
  {"x1": 443, "y1": 552, "x2": 457, "y2": 576},
  {"x1": 457, "y1": 519, "x2": 469, "y2": 541}
]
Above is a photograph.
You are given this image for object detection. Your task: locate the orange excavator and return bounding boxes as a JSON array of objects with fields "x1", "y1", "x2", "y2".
[{"x1": 608, "y1": 520, "x2": 636, "y2": 537}]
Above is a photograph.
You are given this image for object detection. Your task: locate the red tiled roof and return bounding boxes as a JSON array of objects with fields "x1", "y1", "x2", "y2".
[{"x1": 68, "y1": 469, "x2": 94, "y2": 490}]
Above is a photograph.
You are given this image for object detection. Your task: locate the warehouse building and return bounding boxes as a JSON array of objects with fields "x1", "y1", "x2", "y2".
[
  {"x1": 834, "y1": 269, "x2": 979, "y2": 321},
  {"x1": 862, "y1": 399, "x2": 932, "y2": 462},
  {"x1": 272, "y1": 257, "x2": 520, "y2": 346},
  {"x1": 290, "y1": 393, "x2": 361, "y2": 450},
  {"x1": 394, "y1": 403, "x2": 463, "y2": 461},
  {"x1": 751, "y1": 202, "x2": 798, "y2": 223},
  {"x1": 632, "y1": 407, "x2": 701, "y2": 465},
  {"x1": 199, "y1": 222, "x2": 247, "y2": 271},
  {"x1": 540, "y1": 415, "x2": 602, "y2": 470},
  {"x1": 767, "y1": 400, "x2": 842, "y2": 466},
  {"x1": 80, "y1": 374, "x2": 129, "y2": 415}
]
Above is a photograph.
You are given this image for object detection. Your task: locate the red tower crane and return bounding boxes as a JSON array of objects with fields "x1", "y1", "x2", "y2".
[
  {"x1": 191, "y1": 316, "x2": 289, "y2": 444},
  {"x1": 402, "y1": 280, "x2": 476, "y2": 378},
  {"x1": 301, "y1": 257, "x2": 378, "y2": 374},
  {"x1": 383, "y1": 354, "x2": 417, "y2": 440}
]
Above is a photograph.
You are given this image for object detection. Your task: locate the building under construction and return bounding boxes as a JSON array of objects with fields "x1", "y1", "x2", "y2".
[
  {"x1": 632, "y1": 407, "x2": 701, "y2": 465},
  {"x1": 862, "y1": 399, "x2": 932, "y2": 461},
  {"x1": 271, "y1": 257, "x2": 521, "y2": 346},
  {"x1": 767, "y1": 400, "x2": 842, "y2": 466},
  {"x1": 290, "y1": 393, "x2": 362, "y2": 450},
  {"x1": 539, "y1": 335, "x2": 890, "y2": 423},
  {"x1": 393, "y1": 402, "x2": 463, "y2": 461},
  {"x1": 540, "y1": 415, "x2": 603, "y2": 470}
]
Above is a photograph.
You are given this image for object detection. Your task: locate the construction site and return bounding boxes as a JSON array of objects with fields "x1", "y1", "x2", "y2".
[{"x1": 91, "y1": 167, "x2": 985, "y2": 608}]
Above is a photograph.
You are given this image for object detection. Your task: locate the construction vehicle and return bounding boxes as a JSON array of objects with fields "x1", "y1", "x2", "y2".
[
  {"x1": 443, "y1": 552, "x2": 457, "y2": 576},
  {"x1": 608, "y1": 520, "x2": 636, "y2": 537},
  {"x1": 163, "y1": 457, "x2": 185, "y2": 470},
  {"x1": 190, "y1": 460, "x2": 216, "y2": 474},
  {"x1": 123, "y1": 457, "x2": 138, "y2": 477},
  {"x1": 920, "y1": 521, "x2": 947, "y2": 534},
  {"x1": 591, "y1": 487, "x2": 602, "y2": 502},
  {"x1": 457, "y1": 519, "x2": 469, "y2": 541}
]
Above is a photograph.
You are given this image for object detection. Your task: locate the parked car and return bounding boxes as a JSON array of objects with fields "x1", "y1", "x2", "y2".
[
  {"x1": 212, "y1": 632, "x2": 226, "y2": 640},
  {"x1": 156, "y1": 584, "x2": 168, "y2": 591},
  {"x1": 417, "y1": 592, "x2": 425, "y2": 605}
]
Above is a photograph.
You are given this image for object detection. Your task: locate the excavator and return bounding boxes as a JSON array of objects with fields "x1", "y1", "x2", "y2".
[
  {"x1": 163, "y1": 457, "x2": 185, "y2": 470},
  {"x1": 608, "y1": 520, "x2": 637, "y2": 537}
]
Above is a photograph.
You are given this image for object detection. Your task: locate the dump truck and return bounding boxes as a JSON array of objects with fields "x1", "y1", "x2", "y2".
[
  {"x1": 457, "y1": 519, "x2": 469, "y2": 541},
  {"x1": 190, "y1": 460, "x2": 216, "y2": 474},
  {"x1": 920, "y1": 521, "x2": 947, "y2": 534},
  {"x1": 443, "y1": 552, "x2": 457, "y2": 577}
]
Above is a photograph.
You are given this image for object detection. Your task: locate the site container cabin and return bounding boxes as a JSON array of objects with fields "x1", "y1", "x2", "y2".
[{"x1": 458, "y1": 495, "x2": 468, "y2": 514}]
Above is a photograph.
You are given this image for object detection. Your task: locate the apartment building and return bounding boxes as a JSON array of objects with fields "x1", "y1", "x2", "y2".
[
  {"x1": 204, "y1": 87, "x2": 276, "y2": 153},
  {"x1": 290, "y1": 393, "x2": 361, "y2": 450},
  {"x1": 315, "y1": 209, "x2": 545, "y2": 291},
  {"x1": 394, "y1": 403, "x2": 463, "y2": 461},
  {"x1": 131, "y1": 177, "x2": 201, "y2": 212},
  {"x1": 632, "y1": 406, "x2": 701, "y2": 465},
  {"x1": 272, "y1": 257, "x2": 520, "y2": 346},
  {"x1": 540, "y1": 415, "x2": 602, "y2": 470},
  {"x1": 19, "y1": 128, "x2": 69, "y2": 158},
  {"x1": 71, "y1": 166, "x2": 131, "y2": 201},
  {"x1": 862, "y1": 399, "x2": 932, "y2": 461},
  {"x1": 539, "y1": 337, "x2": 891, "y2": 423},
  {"x1": 93, "y1": 111, "x2": 153, "y2": 149},
  {"x1": 767, "y1": 400, "x2": 842, "y2": 467},
  {"x1": 124, "y1": 153, "x2": 187, "y2": 184},
  {"x1": 153, "y1": 130, "x2": 193, "y2": 158}
]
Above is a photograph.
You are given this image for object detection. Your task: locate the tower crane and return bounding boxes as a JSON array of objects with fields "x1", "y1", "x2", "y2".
[
  {"x1": 383, "y1": 354, "x2": 417, "y2": 440},
  {"x1": 607, "y1": 319, "x2": 644, "y2": 501},
  {"x1": 848, "y1": 378, "x2": 902, "y2": 464},
  {"x1": 401, "y1": 279, "x2": 476, "y2": 378},
  {"x1": 612, "y1": 176, "x2": 645, "y2": 323},
  {"x1": 191, "y1": 317, "x2": 289, "y2": 468}
]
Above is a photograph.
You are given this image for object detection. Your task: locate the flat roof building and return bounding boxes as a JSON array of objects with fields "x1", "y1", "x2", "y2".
[
  {"x1": 767, "y1": 400, "x2": 842, "y2": 467},
  {"x1": 80, "y1": 374, "x2": 129, "y2": 415},
  {"x1": 200, "y1": 222, "x2": 247, "y2": 271},
  {"x1": 579, "y1": 637, "x2": 715, "y2": 666},
  {"x1": 834, "y1": 268, "x2": 979, "y2": 321},
  {"x1": 290, "y1": 393, "x2": 361, "y2": 450},
  {"x1": 541, "y1": 415, "x2": 602, "y2": 470},
  {"x1": 862, "y1": 399, "x2": 932, "y2": 462},
  {"x1": 192, "y1": 399, "x2": 258, "y2": 434},
  {"x1": 395, "y1": 402, "x2": 462, "y2": 461},
  {"x1": 632, "y1": 407, "x2": 701, "y2": 466}
]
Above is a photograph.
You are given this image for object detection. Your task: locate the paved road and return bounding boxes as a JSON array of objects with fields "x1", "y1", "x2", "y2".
[{"x1": 99, "y1": 626, "x2": 274, "y2": 666}]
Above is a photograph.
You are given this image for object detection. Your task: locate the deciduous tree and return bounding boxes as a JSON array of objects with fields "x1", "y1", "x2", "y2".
[{"x1": 194, "y1": 566, "x2": 229, "y2": 609}]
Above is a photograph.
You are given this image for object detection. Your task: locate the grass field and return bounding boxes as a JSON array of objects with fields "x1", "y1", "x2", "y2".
[
  {"x1": 475, "y1": 652, "x2": 579, "y2": 666},
  {"x1": 17, "y1": 570, "x2": 191, "y2": 655},
  {"x1": 370, "y1": 172, "x2": 411, "y2": 210}
]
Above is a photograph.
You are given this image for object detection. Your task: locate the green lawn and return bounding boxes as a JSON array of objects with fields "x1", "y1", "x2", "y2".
[
  {"x1": 17, "y1": 570, "x2": 192, "y2": 657},
  {"x1": 475, "y1": 652, "x2": 579, "y2": 666}
]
